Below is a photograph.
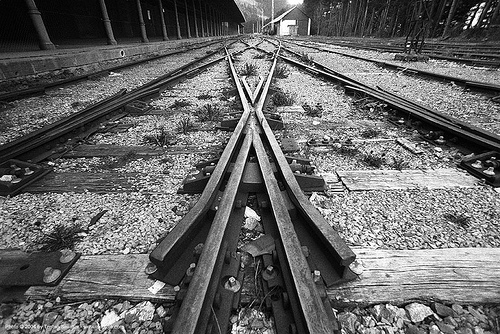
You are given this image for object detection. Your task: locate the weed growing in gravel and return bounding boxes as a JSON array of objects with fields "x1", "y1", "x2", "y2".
[
  {"x1": 444, "y1": 212, "x2": 471, "y2": 228},
  {"x1": 197, "y1": 93, "x2": 213, "y2": 100},
  {"x1": 391, "y1": 157, "x2": 409, "y2": 170},
  {"x1": 271, "y1": 91, "x2": 295, "y2": 106},
  {"x1": 303, "y1": 103, "x2": 323, "y2": 117},
  {"x1": 300, "y1": 52, "x2": 314, "y2": 64},
  {"x1": 178, "y1": 117, "x2": 194, "y2": 134},
  {"x1": 361, "y1": 128, "x2": 380, "y2": 138},
  {"x1": 0, "y1": 101, "x2": 14, "y2": 112},
  {"x1": 338, "y1": 144, "x2": 359, "y2": 156},
  {"x1": 362, "y1": 151, "x2": 385, "y2": 167},
  {"x1": 101, "y1": 151, "x2": 138, "y2": 169},
  {"x1": 196, "y1": 104, "x2": 223, "y2": 121},
  {"x1": 38, "y1": 224, "x2": 86, "y2": 251},
  {"x1": 275, "y1": 65, "x2": 290, "y2": 79},
  {"x1": 171, "y1": 100, "x2": 191, "y2": 109},
  {"x1": 240, "y1": 63, "x2": 258, "y2": 76},
  {"x1": 143, "y1": 126, "x2": 174, "y2": 147}
]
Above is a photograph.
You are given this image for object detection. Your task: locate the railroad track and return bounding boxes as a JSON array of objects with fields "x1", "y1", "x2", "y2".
[
  {"x1": 0, "y1": 37, "x2": 235, "y2": 102},
  {"x1": 0, "y1": 40, "x2": 244, "y2": 165},
  {"x1": 280, "y1": 39, "x2": 500, "y2": 95},
  {"x1": 1, "y1": 37, "x2": 499, "y2": 333},
  {"x1": 266, "y1": 38, "x2": 500, "y2": 154},
  {"x1": 301, "y1": 36, "x2": 500, "y2": 68},
  {"x1": 148, "y1": 43, "x2": 356, "y2": 333}
]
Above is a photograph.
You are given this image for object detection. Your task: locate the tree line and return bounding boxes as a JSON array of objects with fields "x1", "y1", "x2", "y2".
[{"x1": 301, "y1": 0, "x2": 500, "y2": 38}]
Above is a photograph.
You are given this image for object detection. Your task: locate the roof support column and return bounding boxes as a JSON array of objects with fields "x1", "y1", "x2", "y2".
[
  {"x1": 98, "y1": 0, "x2": 117, "y2": 45},
  {"x1": 173, "y1": 0, "x2": 182, "y2": 39},
  {"x1": 136, "y1": 0, "x2": 149, "y2": 42},
  {"x1": 24, "y1": 0, "x2": 55, "y2": 50},
  {"x1": 198, "y1": 0, "x2": 205, "y2": 37},
  {"x1": 184, "y1": 0, "x2": 191, "y2": 38},
  {"x1": 192, "y1": 0, "x2": 199, "y2": 37},
  {"x1": 158, "y1": 0, "x2": 169, "y2": 40}
]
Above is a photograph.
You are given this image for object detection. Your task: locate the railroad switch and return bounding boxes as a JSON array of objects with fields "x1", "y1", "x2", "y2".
[
  {"x1": 0, "y1": 159, "x2": 51, "y2": 197},
  {"x1": 461, "y1": 151, "x2": 500, "y2": 187}
]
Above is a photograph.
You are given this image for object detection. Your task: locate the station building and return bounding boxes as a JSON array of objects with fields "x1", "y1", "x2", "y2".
[
  {"x1": 0, "y1": 0, "x2": 245, "y2": 82},
  {"x1": 0, "y1": 0, "x2": 245, "y2": 52},
  {"x1": 263, "y1": 6, "x2": 311, "y2": 36}
]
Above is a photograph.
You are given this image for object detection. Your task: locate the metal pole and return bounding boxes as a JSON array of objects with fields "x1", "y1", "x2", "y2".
[
  {"x1": 136, "y1": 0, "x2": 149, "y2": 42},
  {"x1": 158, "y1": 0, "x2": 169, "y2": 40},
  {"x1": 98, "y1": 0, "x2": 117, "y2": 45},
  {"x1": 24, "y1": 0, "x2": 55, "y2": 50},
  {"x1": 271, "y1": 0, "x2": 275, "y2": 34}
]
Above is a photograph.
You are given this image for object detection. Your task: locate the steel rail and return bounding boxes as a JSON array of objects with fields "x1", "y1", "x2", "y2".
[
  {"x1": 151, "y1": 40, "x2": 356, "y2": 334},
  {"x1": 281, "y1": 39, "x2": 500, "y2": 94},
  {"x1": 249, "y1": 51, "x2": 342, "y2": 331},
  {"x1": 0, "y1": 37, "x2": 236, "y2": 102},
  {"x1": 0, "y1": 45, "x2": 235, "y2": 164},
  {"x1": 298, "y1": 37, "x2": 500, "y2": 67},
  {"x1": 274, "y1": 46, "x2": 500, "y2": 152}
]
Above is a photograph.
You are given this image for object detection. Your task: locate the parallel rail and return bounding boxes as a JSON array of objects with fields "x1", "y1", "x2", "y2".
[
  {"x1": 0, "y1": 42, "x2": 238, "y2": 164},
  {"x1": 0, "y1": 37, "x2": 234, "y2": 102},
  {"x1": 301, "y1": 36, "x2": 500, "y2": 67},
  {"x1": 270, "y1": 40, "x2": 500, "y2": 152},
  {"x1": 149, "y1": 44, "x2": 356, "y2": 333},
  {"x1": 281, "y1": 39, "x2": 500, "y2": 94}
]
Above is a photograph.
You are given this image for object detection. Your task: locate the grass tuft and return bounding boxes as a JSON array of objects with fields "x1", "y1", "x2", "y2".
[
  {"x1": 178, "y1": 117, "x2": 194, "y2": 134},
  {"x1": 196, "y1": 104, "x2": 223, "y2": 122},
  {"x1": 300, "y1": 52, "x2": 314, "y2": 64},
  {"x1": 240, "y1": 63, "x2": 258, "y2": 76},
  {"x1": 444, "y1": 212, "x2": 471, "y2": 228},
  {"x1": 362, "y1": 151, "x2": 385, "y2": 167},
  {"x1": 303, "y1": 103, "x2": 323, "y2": 117},
  {"x1": 275, "y1": 65, "x2": 290, "y2": 79},
  {"x1": 197, "y1": 94, "x2": 213, "y2": 100},
  {"x1": 171, "y1": 100, "x2": 191, "y2": 109},
  {"x1": 361, "y1": 128, "x2": 380, "y2": 139},
  {"x1": 142, "y1": 126, "x2": 174, "y2": 147},
  {"x1": 38, "y1": 224, "x2": 86, "y2": 251},
  {"x1": 271, "y1": 91, "x2": 295, "y2": 107},
  {"x1": 391, "y1": 157, "x2": 409, "y2": 170}
]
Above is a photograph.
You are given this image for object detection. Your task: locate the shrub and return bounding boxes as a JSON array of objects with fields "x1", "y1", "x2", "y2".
[
  {"x1": 240, "y1": 63, "x2": 258, "y2": 76},
  {"x1": 178, "y1": 117, "x2": 194, "y2": 134},
  {"x1": 275, "y1": 65, "x2": 289, "y2": 79},
  {"x1": 143, "y1": 126, "x2": 174, "y2": 147},
  {"x1": 196, "y1": 104, "x2": 223, "y2": 122},
  {"x1": 271, "y1": 91, "x2": 295, "y2": 106}
]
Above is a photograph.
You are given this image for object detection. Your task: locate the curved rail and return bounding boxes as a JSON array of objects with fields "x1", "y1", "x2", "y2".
[
  {"x1": 148, "y1": 41, "x2": 356, "y2": 333},
  {"x1": 0, "y1": 42, "x2": 238, "y2": 164}
]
